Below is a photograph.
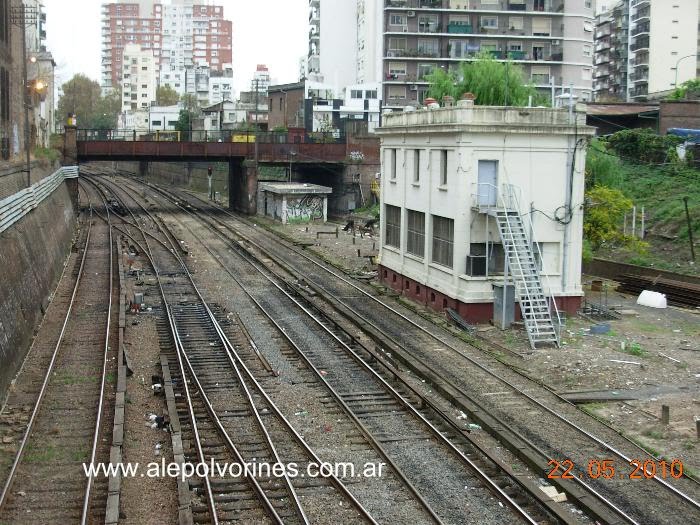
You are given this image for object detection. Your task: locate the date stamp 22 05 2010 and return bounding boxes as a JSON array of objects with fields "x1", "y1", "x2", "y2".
[{"x1": 547, "y1": 458, "x2": 685, "y2": 480}]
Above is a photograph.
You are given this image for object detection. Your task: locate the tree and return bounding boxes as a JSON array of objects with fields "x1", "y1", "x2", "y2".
[
  {"x1": 425, "y1": 52, "x2": 547, "y2": 106},
  {"x1": 156, "y1": 85, "x2": 179, "y2": 106},
  {"x1": 57, "y1": 74, "x2": 120, "y2": 129},
  {"x1": 667, "y1": 78, "x2": 700, "y2": 101},
  {"x1": 583, "y1": 185, "x2": 633, "y2": 249}
]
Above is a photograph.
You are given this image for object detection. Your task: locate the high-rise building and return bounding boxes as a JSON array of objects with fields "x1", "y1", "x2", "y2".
[
  {"x1": 121, "y1": 44, "x2": 157, "y2": 111},
  {"x1": 307, "y1": 0, "x2": 358, "y2": 88},
  {"x1": 251, "y1": 64, "x2": 271, "y2": 94},
  {"x1": 593, "y1": 0, "x2": 629, "y2": 101},
  {"x1": 356, "y1": 0, "x2": 384, "y2": 84},
  {"x1": 101, "y1": 0, "x2": 232, "y2": 100},
  {"x1": 594, "y1": 0, "x2": 699, "y2": 101},
  {"x1": 380, "y1": 0, "x2": 596, "y2": 110}
]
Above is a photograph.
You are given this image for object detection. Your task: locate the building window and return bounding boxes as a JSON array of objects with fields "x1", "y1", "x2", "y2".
[
  {"x1": 0, "y1": 67, "x2": 9, "y2": 123},
  {"x1": 582, "y1": 67, "x2": 592, "y2": 80},
  {"x1": 440, "y1": 150, "x2": 448, "y2": 186},
  {"x1": 151, "y1": 120, "x2": 162, "y2": 126},
  {"x1": 583, "y1": 44, "x2": 592, "y2": 57},
  {"x1": 407, "y1": 210, "x2": 425, "y2": 258},
  {"x1": 417, "y1": 63, "x2": 435, "y2": 79},
  {"x1": 390, "y1": 14, "x2": 406, "y2": 26},
  {"x1": 413, "y1": 149, "x2": 420, "y2": 182},
  {"x1": 388, "y1": 148, "x2": 397, "y2": 179},
  {"x1": 388, "y1": 37, "x2": 407, "y2": 53},
  {"x1": 387, "y1": 85, "x2": 407, "y2": 100},
  {"x1": 583, "y1": 21, "x2": 593, "y2": 32},
  {"x1": 417, "y1": 39, "x2": 439, "y2": 57},
  {"x1": 385, "y1": 205, "x2": 401, "y2": 248},
  {"x1": 532, "y1": 18, "x2": 551, "y2": 36},
  {"x1": 481, "y1": 16, "x2": 498, "y2": 29},
  {"x1": 432, "y1": 215, "x2": 454, "y2": 268},
  {"x1": 388, "y1": 62, "x2": 407, "y2": 76},
  {"x1": 365, "y1": 90, "x2": 377, "y2": 99},
  {"x1": 509, "y1": 17, "x2": 524, "y2": 30},
  {"x1": 351, "y1": 89, "x2": 363, "y2": 98},
  {"x1": 531, "y1": 65, "x2": 551, "y2": 85}
]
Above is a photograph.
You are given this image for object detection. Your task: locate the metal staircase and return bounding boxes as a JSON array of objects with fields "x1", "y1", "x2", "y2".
[{"x1": 495, "y1": 211, "x2": 559, "y2": 348}]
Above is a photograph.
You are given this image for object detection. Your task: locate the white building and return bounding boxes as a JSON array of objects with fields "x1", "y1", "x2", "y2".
[
  {"x1": 376, "y1": 102, "x2": 594, "y2": 346},
  {"x1": 251, "y1": 64, "x2": 271, "y2": 94},
  {"x1": 308, "y1": 0, "x2": 358, "y2": 90},
  {"x1": 121, "y1": 44, "x2": 157, "y2": 112},
  {"x1": 356, "y1": 0, "x2": 383, "y2": 85},
  {"x1": 117, "y1": 104, "x2": 181, "y2": 133},
  {"x1": 312, "y1": 82, "x2": 382, "y2": 132},
  {"x1": 627, "y1": 0, "x2": 699, "y2": 100}
]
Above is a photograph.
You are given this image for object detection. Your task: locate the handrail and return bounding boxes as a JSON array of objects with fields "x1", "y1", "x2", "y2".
[
  {"x1": 0, "y1": 166, "x2": 79, "y2": 235},
  {"x1": 472, "y1": 181, "x2": 562, "y2": 343},
  {"x1": 502, "y1": 183, "x2": 563, "y2": 342}
]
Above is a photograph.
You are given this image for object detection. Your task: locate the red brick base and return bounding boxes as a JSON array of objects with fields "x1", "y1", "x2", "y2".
[{"x1": 379, "y1": 265, "x2": 582, "y2": 324}]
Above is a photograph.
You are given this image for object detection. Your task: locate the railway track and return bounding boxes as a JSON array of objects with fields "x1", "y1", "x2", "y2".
[
  {"x1": 0, "y1": 182, "x2": 116, "y2": 524},
  {"x1": 83, "y1": 174, "x2": 381, "y2": 524},
  {"x1": 91, "y1": 172, "x2": 594, "y2": 524},
  {"x1": 126, "y1": 176, "x2": 700, "y2": 525}
]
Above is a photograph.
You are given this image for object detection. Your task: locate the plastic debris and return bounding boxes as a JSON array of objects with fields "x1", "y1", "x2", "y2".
[{"x1": 636, "y1": 290, "x2": 667, "y2": 309}]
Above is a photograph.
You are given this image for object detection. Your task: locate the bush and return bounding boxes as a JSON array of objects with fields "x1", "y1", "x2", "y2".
[{"x1": 605, "y1": 129, "x2": 683, "y2": 164}]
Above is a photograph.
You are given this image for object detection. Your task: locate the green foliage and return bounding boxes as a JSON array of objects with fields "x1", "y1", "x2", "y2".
[
  {"x1": 57, "y1": 74, "x2": 121, "y2": 129},
  {"x1": 667, "y1": 78, "x2": 700, "y2": 100},
  {"x1": 605, "y1": 129, "x2": 683, "y2": 164},
  {"x1": 426, "y1": 53, "x2": 546, "y2": 106},
  {"x1": 585, "y1": 139, "x2": 623, "y2": 189},
  {"x1": 272, "y1": 125, "x2": 289, "y2": 133},
  {"x1": 156, "y1": 85, "x2": 180, "y2": 106},
  {"x1": 175, "y1": 110, "x2": 191, "y2": 134},
  {"x1": 584, "y1": 185, "x2": 634, "y2": 249}
]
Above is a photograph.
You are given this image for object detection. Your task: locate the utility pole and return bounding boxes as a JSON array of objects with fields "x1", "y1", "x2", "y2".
[
  {"x1": 11, "y1": 2, "x2": 38, "y2": 188},
  {"x1": 683, "y1": 197, "x2": 696, "y2": 262}
]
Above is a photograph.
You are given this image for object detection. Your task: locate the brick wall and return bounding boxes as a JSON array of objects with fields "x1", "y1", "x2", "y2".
[{"x1": 659, "y1": 101, "x2": 700, "y2": 134}]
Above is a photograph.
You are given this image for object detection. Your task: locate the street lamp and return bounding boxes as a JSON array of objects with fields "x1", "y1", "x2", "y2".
[{"x1": 674, "y1": 54, "x2": 700, "y2": 89}]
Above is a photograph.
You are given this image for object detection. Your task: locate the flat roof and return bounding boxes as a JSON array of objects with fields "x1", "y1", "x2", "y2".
[
  {"x1": 586, "y1": 103, "x2": 659, "y2": 116},
  {"x1": 259, "y1": 182, "x2": 332, "y2": 195}
]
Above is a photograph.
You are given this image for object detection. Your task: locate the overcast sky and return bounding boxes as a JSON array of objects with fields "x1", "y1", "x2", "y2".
[{"x1": 43, "y1": 0, "x2": 308, "y2": 95}]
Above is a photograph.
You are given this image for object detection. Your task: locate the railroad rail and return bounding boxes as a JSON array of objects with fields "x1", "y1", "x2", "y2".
[
  {"x1": 137, "y1": 177, "x2": 700, "y2": 525},
  {"x1": 0, "y1": 181, "x2": 115, "y2": 524},
  {"x1": 82, "y1": 174, "x2": 379, "y2": 524},
  {"x1": 616, "y1": 274, "x2": 700, "y2": 308},
  {"x1": 98, "y1": 173, "x2": 592, "y2": 522}
]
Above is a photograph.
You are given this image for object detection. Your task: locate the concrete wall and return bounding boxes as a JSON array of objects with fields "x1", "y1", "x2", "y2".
[{"x1": 0, "y1": 182, "x2": 77, "y2": 401}]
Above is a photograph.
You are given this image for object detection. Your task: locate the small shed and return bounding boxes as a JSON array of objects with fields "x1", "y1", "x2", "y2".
[{"x1": 257, "y1": 182, "x2": 332, "y2": 224}]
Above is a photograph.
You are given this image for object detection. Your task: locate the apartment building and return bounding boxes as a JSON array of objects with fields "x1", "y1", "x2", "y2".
[
  {"x1": 594, "y1": 0, "x2": 699, "y2": 101},
  {"x1": 593, "y1": 0, "x2": 629, "y2": 100},
  {"x1": 307, "y1": 0, "x2": 358, "y2": 88},
  {"x1": 121, "y1": 44, "x2": 157, "y2": 111},
  {"x1": 628, "y1": 0, "x2": 698, "y2": 100},
  {"x1": 357, "y1": 0, "x2": 384, "y2": 84},
  {"x1": 101, "y1": 0, "x2": 232, "y2": 99},
  {"x1": 381, "y1": 0, "x2": 596, "y2": 109}
]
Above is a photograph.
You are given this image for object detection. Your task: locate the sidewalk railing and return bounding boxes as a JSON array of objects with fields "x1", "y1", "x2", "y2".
[{"x1": 0, "y1": 166, "x2": 78, "y2": 235}]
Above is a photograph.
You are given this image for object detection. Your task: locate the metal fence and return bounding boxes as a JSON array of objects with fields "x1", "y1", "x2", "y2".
[{"x1": 0, "y1": 166, "x2": 78, "y2": 234}]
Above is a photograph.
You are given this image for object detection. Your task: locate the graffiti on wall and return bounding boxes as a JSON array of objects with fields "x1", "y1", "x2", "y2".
[{"x1": 286, "y1": 195, "x2": 324, "y2": 224}]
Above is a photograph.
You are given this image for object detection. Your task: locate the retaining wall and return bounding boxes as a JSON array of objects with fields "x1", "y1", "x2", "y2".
[{"x1": 0, "y1": 181, "x2": 77, "y2": 401}]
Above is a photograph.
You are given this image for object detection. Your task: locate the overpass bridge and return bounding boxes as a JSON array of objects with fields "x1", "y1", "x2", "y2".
[{"x1": 68, "y1": 127, "x2": 379, "y2": 214}]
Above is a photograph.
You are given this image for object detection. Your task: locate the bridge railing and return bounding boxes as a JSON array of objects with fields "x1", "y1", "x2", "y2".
[{"x1": 76, "y1": 129, "x2": 347, "y2": 145}]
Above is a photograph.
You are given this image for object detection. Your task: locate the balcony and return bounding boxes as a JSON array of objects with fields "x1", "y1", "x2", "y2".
[
  {"x1": 630, "y1": 69, "x2": 648, "y2": 82},
  {"x1": 630, "y1": 37, "x2": 649, "y2": 52},
  {"x1": 507, "y1": 2, "x2": 527, "y2": 11},
  {"x1": 447, "y1": 22, "x2": 473, "y2": 34},
  {"x1": 418, "y1": 22, "x2": 441, "y2": 33},
  {"x1": 632, "y1": 22, "x2": 650, "y2": 37},
  {"x1": 632, "y1": 7, "x2": 650, "y2": 21}
]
